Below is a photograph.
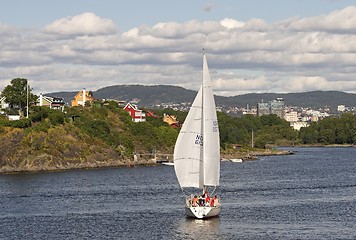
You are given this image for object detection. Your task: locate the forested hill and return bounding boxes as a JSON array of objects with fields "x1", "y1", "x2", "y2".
[{"x1": 48, "y1": 85, "x2": 356, "y2": 110}]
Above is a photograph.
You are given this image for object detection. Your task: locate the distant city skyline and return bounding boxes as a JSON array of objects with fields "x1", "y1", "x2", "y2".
[{"x1": 1, "y1": 1, "x2": 356, "y2": 96}]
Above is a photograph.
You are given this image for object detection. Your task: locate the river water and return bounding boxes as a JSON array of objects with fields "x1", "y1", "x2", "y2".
[{"x1": 0, "y1": 147, "x2": 355, "y2": 240}]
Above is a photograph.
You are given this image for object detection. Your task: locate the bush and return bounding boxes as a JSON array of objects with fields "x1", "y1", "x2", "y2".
[
  {"x1": 30, "y1": 106, "x2": 50, "y2": 123},
  {"x1": 32, "y1": 120, "x2": 51, "y2": 133},
  {"x1": 48, "y1": 110, "x2": 65, "y2": 125},
  {"x1": 9, "y1": 118, "x2": 32, "y2": 128}
]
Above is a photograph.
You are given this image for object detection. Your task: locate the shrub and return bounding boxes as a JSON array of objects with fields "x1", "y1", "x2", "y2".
[
  {"x1": 48, "y1": 110, "x2": 65, "y2": 125},
  {"x1": 30, "y1": 106, "x2": 50, "y2": 123},
  {"x1": 9, "y1": 118, "x2": 32, "y2": 128}
]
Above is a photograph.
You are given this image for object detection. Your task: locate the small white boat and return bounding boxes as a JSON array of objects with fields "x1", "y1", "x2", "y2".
[
  {"x1": 173, "y1": 51, "x2": 221, "y2": 219},
  {"x1": 162, "y1": 162, "x2": 174, "y2": 166},
  {"x1": 230, "y1": 158, "x2": 243, "y2": 163}
]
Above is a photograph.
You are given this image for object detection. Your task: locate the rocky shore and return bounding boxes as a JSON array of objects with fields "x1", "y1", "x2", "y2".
[{"x1": 0, "y1": 148, "x2": 293, "y2": 174}]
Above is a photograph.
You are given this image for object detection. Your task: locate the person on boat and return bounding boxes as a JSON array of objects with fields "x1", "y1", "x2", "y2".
[
  {"x1": 198, "y1": 195, "x2": 204, "y2": 206},
  {"x1": 203, "y1": 190, "x2": 209, "y2": 199},
  {"x1": 205, "y1": 194, "x2": 211, "y2": 206},
  {"x1": 210, "y1": 195, "x2": 218, "y2": 207},
  {"x1": 202, "y1": 190, "x2": 210, "y2": 206},
  {"x1": 192, "y1": 195, "x2": 199, "y2": 207}
]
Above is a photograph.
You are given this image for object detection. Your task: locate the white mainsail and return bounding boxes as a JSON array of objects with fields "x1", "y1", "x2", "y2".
[{"x1": 174, "y1": 53, "x2": 220, "y2": 190}]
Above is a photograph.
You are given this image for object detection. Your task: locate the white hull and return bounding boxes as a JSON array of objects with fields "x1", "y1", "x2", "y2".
[
  {"x1": 230, "y1": 158, "x2": 243, "y2": 163},
  {"x1": 162, "y1": 162, "x2": 174, "y2": 166},
  {"x1": 185, "y1": 205, "x2": 221, "y2": 219}
]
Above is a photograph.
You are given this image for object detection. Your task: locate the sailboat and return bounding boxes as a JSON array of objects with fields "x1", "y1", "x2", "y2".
[{"x1": 173, "y1": 51, "x2": 221, "y2": 219}]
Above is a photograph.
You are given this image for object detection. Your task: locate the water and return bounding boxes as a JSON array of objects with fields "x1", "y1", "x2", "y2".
[{"x1": 0, "y1": 147, "x2": 355, "y2": 240}]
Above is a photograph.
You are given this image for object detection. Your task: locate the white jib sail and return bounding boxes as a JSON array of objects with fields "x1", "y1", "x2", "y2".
[
  {"x1": 174, "y1": 85, "x2": 203, "y2": 188},
  {"x1": 174, "y1": 53, "x2": 220, "y2": 189}
]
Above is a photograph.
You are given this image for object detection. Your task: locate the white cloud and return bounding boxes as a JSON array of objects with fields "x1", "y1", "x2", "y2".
[
  {"x1": 1, "y1": 7, "x2": 356, "y2": 96},
  {"x1": 44, "y1": 12, "x2": 117, "y2": 36},
  {"x1": 220, "y1": 18, "x2": 245, "y2": 29},
  {"x1": 283, "y1": 6, "x2": 356, "y2": 33}
]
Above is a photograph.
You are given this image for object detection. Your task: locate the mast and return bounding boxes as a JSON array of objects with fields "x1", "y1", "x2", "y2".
[
  {"x1": 200, "y1": 35, "x2": 207, "y2": 191},
  {"x1": 26, "y1": 82, "x2": 29, "y2": 118},
  {"x1": 201, "y1": 34, "x2": 207, "y2": 191}
]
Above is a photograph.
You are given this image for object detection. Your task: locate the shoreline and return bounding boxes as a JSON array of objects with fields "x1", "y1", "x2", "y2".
[
  {"x1": 2, "y1": 145, "x2": 353, "y2": 174},
  {"x1": 1, "y1": 149, "x2": 287, "y2": 174}
]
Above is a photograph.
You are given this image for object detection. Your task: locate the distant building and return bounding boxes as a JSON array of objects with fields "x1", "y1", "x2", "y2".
[
  {"x1": 36, "y1": 93, "x2": 65, "y2": 111},
  {"x1": 257, "y1": 102, "x2": 270, "y2": 116},
  {"x1": 0, "y1": 96, "x2": 9, "y2": 111},
  {"x1": 257, "y1": 98, "x2": 285, "y2": 118},
  {"x1": 163, "y1": 113, "x2": 179, "y2": 128},
  {"x1": 7, "y1": 115, "x2": 20, "y2": 121},
  {"x1": 290, "y1": 121, "x2": 309, "y2": 131},
  {"x1": 284, "y1": 111, "x2": 298, "y2": 122},
  {"x1": 123, "y1": 103, "x2": 146, "y2": 122},
  {"x1": 71, "y1": 89, "x2": 94, "y2": 107},
  {"x1": 270, "y1": 98, "x2": 284, "y2": 118},
  {"x1": 337, "y1": 105, "x2": 346, "y2": 112},
  {"x1": 242, "y1": 104, "x2": 257, "y2": 115}
]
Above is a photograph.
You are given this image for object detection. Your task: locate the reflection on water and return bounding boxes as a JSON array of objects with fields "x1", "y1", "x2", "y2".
[{"x1": 174, "y1": 217, "x2": 221, "y2": 240}]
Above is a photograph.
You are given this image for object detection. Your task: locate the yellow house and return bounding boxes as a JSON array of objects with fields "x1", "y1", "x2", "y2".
[
  {"x1": 163, "y1": 113, "x2": 179, "y2": 128},
  {"x1": 71, "y1": 89, "x2": 94, "y2": 107}
]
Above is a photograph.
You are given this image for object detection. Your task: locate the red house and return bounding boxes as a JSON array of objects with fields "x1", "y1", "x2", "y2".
[{"x1": 123, "y1": 103, "x2": 146, "y2": 122}]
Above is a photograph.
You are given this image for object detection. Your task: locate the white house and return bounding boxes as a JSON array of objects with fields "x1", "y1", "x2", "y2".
[
  {"x1": 0, "y1": 96, "x2": 9, "y2": 110},
  {"x1": 36, "y1": 93, "x2": 65, "y2": 111}
]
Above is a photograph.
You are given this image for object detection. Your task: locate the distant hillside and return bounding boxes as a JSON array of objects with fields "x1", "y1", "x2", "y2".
[
  {"x1": 48, "y1": 85, "x2": 356, "y2": 111},
  {"x1": 48, "y1": 85, "x2": 196, "y2": 106},
  {"x1": 217, "y1": 91, "x2": 356, "y2": 110},
  {"x1": 95, "y1": 85, "x2": 197, "y2": 105}
]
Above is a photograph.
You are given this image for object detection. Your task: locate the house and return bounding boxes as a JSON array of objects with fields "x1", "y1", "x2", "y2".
[
  {"x1": 0, "y1": 96, "x2": 9, "y2": 112},
  {"x1": 147, "y1": 111, "x2": 159, "y2": 118},
  {"x1": 7, "y1": 115, "x2": 20, "y2": 121},
  {"x1": 1, "y1": 96, "x2": 21, "y2": 119},
  {"x1": 123, "y1": 103, "x2": 146, "y2": 122},
  {"x1": 36, "y1": 93, "x2": 65, "y2": 111},
  {"x1": 163, "y1": 113, "x2": 179, "y2": 128},
  {"x1": 71, "y1": 89, "x2": 94, "y2": 107}
]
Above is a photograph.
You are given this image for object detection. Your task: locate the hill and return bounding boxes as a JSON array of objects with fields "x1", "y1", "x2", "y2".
[
  {"x1": 217, "y1": 91, "x2": 356, "y2": 110},
  {"x1": 48, "y1": 85, "x2": 356, "y2": 111}
]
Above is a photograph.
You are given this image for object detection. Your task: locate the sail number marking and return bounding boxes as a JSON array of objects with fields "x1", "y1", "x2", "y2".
[
  {"x1": 212, "y1": 120, "x2": 218, "y2": 132},
  {"x1": 195, "y1": 134, "x2": 203, "y2": 146}
]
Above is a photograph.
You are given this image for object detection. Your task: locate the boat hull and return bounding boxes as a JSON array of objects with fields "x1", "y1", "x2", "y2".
[
  {"x1": 185, "y1": 205, "x2": 221, "y2": 219},
  {"x1": 230, "y1": 158, "x2": 243, "y2": 163}
]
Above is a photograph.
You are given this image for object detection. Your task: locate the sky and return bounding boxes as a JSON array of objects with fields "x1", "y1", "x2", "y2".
[{"x1": 1, "y1": 0, "x2": 356, "y2": 96}]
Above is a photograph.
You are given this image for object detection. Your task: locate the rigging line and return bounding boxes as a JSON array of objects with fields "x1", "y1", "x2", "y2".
[
  {"x1": 203, "y1": 34, "x2": 208, "y2": 53},
  {"x1": 210, "y1": 186, "x2": 217, "y2": 196}
]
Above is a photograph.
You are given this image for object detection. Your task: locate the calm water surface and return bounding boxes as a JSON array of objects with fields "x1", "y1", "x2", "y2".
[{"x1": 0, "y1": 147, "x2": 355, "y2": 239}]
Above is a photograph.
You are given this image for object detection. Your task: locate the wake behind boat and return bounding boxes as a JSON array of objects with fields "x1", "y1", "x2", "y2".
[{"x1": 173, "y1": 51, "x2": 221, "y2": 219}]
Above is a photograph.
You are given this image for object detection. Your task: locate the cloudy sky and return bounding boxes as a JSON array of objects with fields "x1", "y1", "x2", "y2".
[{"x1": 1, "y1": 0, "x2": 356, "y2": 96}]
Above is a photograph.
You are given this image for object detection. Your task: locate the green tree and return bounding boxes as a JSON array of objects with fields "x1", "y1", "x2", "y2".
[{"x1": 1, "y1": 78, "x2": 37, "y2": 116}]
